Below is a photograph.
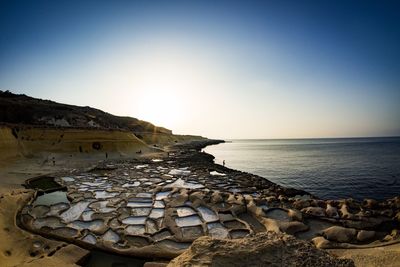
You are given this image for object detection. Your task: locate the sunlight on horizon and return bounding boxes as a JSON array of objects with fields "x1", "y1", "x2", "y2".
[{"x1": 1, "y1": 1, "x2": 399, "y2": 139}]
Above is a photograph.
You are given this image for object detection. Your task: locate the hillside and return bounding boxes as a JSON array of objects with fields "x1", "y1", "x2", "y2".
[
  {"x1": 0, "y1": 90, "x2": 172, "y2": 134},
  {"x1": 0, "y1": 90, "x2": 207, "y2": 165}
]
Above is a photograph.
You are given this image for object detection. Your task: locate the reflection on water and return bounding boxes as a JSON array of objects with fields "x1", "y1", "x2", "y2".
[
  {"x1": 205, "y1": 137, "x2": 400, "y2": 200},
  {"x1": 33, "y1": 191, "x2": 70, "y2": 206}
]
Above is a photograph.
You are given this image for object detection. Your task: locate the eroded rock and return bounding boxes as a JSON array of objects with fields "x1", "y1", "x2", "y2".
[{"x1": 168, "y1": 232, "x2": 354, "y2": 267}]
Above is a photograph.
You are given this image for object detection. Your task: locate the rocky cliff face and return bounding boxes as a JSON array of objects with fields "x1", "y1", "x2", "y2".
[{"x1": 0, "y1": 90, "x2": 206, "y2": 164}]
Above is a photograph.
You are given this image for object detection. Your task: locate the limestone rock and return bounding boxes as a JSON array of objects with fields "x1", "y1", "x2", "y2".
[
  {"x1": 322, "y1": 226, "x2": 357, "y2": 243},
  {"x1": 339, "y1": 204, "x2": 355, "y2": 220},
  {"x1": 357, "y1": 230, "x2": 375, "y2": 242},
  {"x1": 293, "y1": 199, "x2": 311, "y2": 210},
  {"x1": 312, "y1": 236, "x2": 332, "y2": 249},
  {"x1": 301, "y1": 207, "x2": 325, "y2": 217},
  {"x1": 326, "y1": 204, "x2": 339, "y2": 218},
  {"x1": 288, "y1": 209, "x2": 303, "y2": 221},
  {"x1": 279, "y1": 221, "x2": 309, "y2": 235},
  {"x1": 395, "y1": 211, "x2": 400, "y2": 222},
  {"x1": 362, "y1": 199, "x2": 378, "y2": 209},
  {"x1": 168, "y1": 232, "x2": 354, "y2": 267}
]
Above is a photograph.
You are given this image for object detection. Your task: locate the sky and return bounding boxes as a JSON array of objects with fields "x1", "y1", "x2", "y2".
[{"x1": 1, "y1": 0, "x2": 399, "y2": 139}]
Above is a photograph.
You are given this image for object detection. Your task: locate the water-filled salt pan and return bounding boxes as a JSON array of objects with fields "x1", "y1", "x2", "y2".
[
  {"x1": 210, "y1": 171, "x2": 226, "y2": 176},
  {"x1": 82, "y1": 181, "x2": 105, "y2": 187},
  {"x1": 207, "y1": 222, "x2": 229, "y2": 238},
  {"x1": 175, "y1": 215, "x2": 202, "y2": 227},
  {"x1": 60, "y1": 201, "x2": 91, "y2": 223},
  {"x1": 82, "y1": 210, "x2": 95, "y2": 221},
  {"x1": 61, "y1": 177, "x2": 75, "y2": 182},
  {"x1": 149, "y1": 208, "x2": 164, "y2": 219},
  {"x1": 122, "y1": 182, "x2": 140, "y2": 187},
  {"x1": 177, "y1": 207, "x2": 197, "y2": 217},
  {"x1": 135, "y1": 165, "x2": 148, "y2": 169},
  {"x1": 69, "y1": 220, "x2": 104, "y2": 231},
  {"x1": 136, "y1": 193, "x2": 153, "y2": 198},
  {"x1": 47, "y1": 203, "x2": 70, "y2": 216},
  {"x1": 32, "y1": 217, "x2": 65, "y2": 229},
  {"x1": 94, "y1": 191, "x2": 118, "y2": 199},
  {"x1": 131, "y1": 207, "x2": 151, "y2": 216},
  {"x1": 89, "y1": 201, "x2": 115, "y2": 213},
  {"x1": 164, "y1": 178, "x2": 204, "y2": 189},
  {"x1": 153, "y1": 200, "x2": 165, "y2": 208},
  {"x1": 122, "y1": 216, "x2": 147, "y2": 225},
  {"x1": 265, "y1": 208, "x2": 290, "y2": 221},
  {"x1": 156, "y1": 191, "x2": 171, "y2": 200},
  {"x1": 168, "y1": 169, "x2": 191, "y2": 176},
  {"x1": 197, "y1": 206, "x2": 219, "y2": 222},
  {"x1": 125, "y1": 225, "x2": 145, "y2": 235},
  {"x1": 127, "y1": 202, "x2": 152, "y2": 208},
  {"x1": 102, "y1": 229, "x2": 120, "y2": 243},
  {"x1": 82, "y1": 233, "x2": 97, "y2": 245},
  {"x1": 33, "y1": 191, "x2": 69, "y2": 206}
]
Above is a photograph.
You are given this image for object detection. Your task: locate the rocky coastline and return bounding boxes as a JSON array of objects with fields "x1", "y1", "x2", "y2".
[{"x1": 15, "y1": 139, "x2": 400, "y2": 266}]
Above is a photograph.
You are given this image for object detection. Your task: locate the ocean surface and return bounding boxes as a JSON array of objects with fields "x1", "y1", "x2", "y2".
[{"x1": 204, "y1": 137, "x2": 400, "y2": 201}]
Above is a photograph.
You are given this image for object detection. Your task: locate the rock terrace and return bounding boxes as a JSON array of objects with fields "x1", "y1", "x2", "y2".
[{"x1": 19, "y1": 148, "x2": 400, "y2": 259}]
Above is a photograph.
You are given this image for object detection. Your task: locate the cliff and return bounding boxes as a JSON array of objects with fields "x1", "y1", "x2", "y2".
[{"x1": 0, "y1": 90, "x2": 206, "y2": 164}]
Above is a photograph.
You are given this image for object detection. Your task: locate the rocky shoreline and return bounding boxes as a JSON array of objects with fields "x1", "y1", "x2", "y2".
[{"x1": 17, "y1": 139, "x2": 400, "y2": 265}]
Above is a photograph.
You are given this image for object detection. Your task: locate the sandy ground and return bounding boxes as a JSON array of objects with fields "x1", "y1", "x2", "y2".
[
  {"x1": 329, "y1": 245, "x2": 400, "y2": 267},
  {"x1": 0, "y1": 187, "x2": 89, "y2": 267}
]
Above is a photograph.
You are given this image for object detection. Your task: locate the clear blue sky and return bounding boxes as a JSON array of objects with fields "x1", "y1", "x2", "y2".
[{"x1": 1, "y1": 0, "x2": 399, "y2": 138}]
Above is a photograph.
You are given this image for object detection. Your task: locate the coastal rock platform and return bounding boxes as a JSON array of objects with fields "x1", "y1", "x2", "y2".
[
  {"x1": 18, "y1": 141, "x2": 400, "y2": 260},
  {"x1": 168, "y1": 231, "x2": 354, "y2": 267}
]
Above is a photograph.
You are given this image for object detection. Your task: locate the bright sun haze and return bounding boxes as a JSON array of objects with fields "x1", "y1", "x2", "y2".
[{"x1": 0, "y1": 1, "x2": 399, "y2": 139}]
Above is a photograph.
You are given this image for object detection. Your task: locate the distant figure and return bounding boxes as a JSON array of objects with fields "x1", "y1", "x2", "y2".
[
  {"x1": 223, "y1": 160, "x2": 225, "y2": 167},
  {"x1": 105, "y1": 152, "x2": 108, "y2": 159},
  {"x1": 52, "y1": 157, "x2": 55, "y2": 166},
  {"x1": 136, "y1": 150, "x2": 142, "y2": 154}
]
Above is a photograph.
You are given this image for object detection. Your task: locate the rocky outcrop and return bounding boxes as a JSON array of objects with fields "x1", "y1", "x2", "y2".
[
  {"x1": 167, "y1": 232, "x2": 354, "y2": 267},
  {"x1": 17, "y1": 143, "x2": 400, "y2": 259},
  {"x1": 0, "y1": 90, "x2": 207, "y2": 149}
]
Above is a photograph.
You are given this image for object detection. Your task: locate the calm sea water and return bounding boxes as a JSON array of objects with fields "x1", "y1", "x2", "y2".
[{"x1": 204, "y1": 137, "x2": 400, "y2": 201}]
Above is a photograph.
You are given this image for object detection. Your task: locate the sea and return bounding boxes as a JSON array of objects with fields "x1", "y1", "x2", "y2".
[{"x1": 204, "y1": 137, "x2": 400, "y2": 201}]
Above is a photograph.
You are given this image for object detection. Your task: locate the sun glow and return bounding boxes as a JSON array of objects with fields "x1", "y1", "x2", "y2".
[
  {"x1": 128, "y1": 49, "x2": 196, "y2": 129},
  {"x1": 135, "y1": 88, "x2": 184, "y2": 129}
]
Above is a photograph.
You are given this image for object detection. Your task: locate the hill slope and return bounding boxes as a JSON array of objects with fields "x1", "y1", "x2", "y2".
[
  {"x1": 0, "y1": 90, "x2": 206, "y2": 164},
  {"x1": 0, "y1": 90, "x2": 172, "y2": 135}
]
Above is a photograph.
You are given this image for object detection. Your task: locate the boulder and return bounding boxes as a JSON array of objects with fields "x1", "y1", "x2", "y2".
[
  {"x1": 288, "y1": 209, "x2": 303, "y2": 221},
  {"x1": 362, "y1": 199, "x2": 378, "y2": 209},
  {"x1": 293, "y1": 199, "x2": 311, "y2": 210},
  {"x1": 395, "y1": 211, "x2": 400, "y2": 222},
  {"x1": 301, "y1": 207, "x2": 325, "y2": 217},
  {"x1": 168, "y1": 232, "x2": 354, "y2": 267},
  {"x1": 339, "y1": 204, "x2": 355, "y2": 220},
  {"x1": 279, "y1": 221, "x2": 309, "y2": 235},
  {"x1": 326, "y1": 204, "x2": 339, "y2": 218},
  {"x1": 356, "y1": 230, "x2": 375, "y2": 242},
  {"x1": 322, "y1": 226, "x2": 357, "y2": 243},
  {"x1": 312, "y1": 236, "x2": 332, "y2": 249}
]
